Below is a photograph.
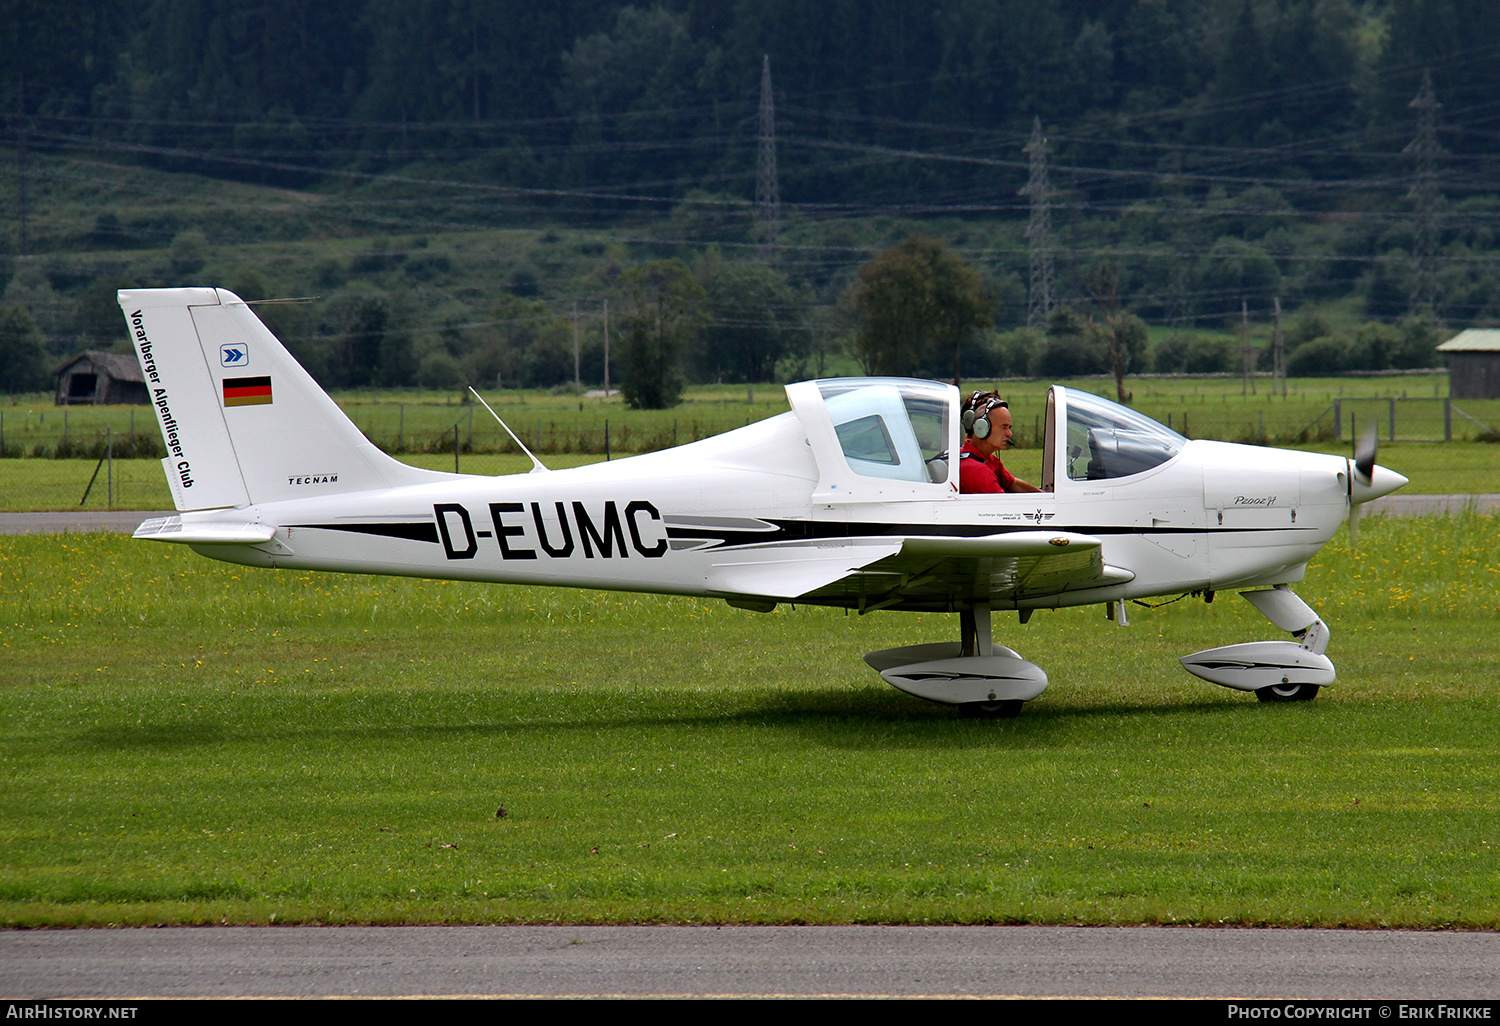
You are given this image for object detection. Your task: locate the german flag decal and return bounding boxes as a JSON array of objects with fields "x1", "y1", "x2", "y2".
[{"x1": 223, "y1": 376, "x2": 272, "y2": 407}]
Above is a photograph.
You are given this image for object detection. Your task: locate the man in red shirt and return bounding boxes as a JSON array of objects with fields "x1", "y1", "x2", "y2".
[{"x1": 958, "y1": 390, "x2": 1041, "y2": 494}]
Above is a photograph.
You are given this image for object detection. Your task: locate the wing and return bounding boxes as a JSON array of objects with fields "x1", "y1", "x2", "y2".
[{"x1": 706, "y1": 530, "x2": 1133, "y2": 612}]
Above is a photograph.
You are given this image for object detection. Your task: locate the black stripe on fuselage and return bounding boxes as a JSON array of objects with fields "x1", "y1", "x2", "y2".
[
  {"x1": 663, "y1": 518, "x2": 1318, "y2": 552},
  {"x1": 288, "y1": 516, "x2": 1315, "y2": 552},
  {"x1": 290, "y1": 522, "x2": 440, "y2": 543}
]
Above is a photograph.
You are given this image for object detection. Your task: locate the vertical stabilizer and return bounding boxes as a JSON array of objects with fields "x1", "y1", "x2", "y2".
[{"x1": 120, "y1": 288, "x2": 450, "y2": 511}]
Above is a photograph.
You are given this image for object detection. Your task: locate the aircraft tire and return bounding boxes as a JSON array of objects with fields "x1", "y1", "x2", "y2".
[
  {"x1": 1255, "y1": 683, "x2": 1320, "y2": 703},
  {"x1": 961, "y1": 700, "x2": 1024, "y2": 719}
]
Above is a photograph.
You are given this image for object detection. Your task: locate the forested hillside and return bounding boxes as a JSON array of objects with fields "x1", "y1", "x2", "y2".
[{"x1": 2, "y1": 0, "x2": 1496, "y2": 397}]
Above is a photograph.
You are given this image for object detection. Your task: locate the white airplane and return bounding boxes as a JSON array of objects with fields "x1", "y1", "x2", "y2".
[{"x1": 120, "y1": 287, "x2": 1407, "y2": 717}]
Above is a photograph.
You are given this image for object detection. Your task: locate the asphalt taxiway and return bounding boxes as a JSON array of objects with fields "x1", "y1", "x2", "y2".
[{"x1": 3, "y1": 925, "x2": 1499, "y2": 999}]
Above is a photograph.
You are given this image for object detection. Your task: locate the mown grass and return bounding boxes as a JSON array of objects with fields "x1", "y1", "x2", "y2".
[{"x1": 1, "y1": 514, "x2": 1496, "y2": 927}]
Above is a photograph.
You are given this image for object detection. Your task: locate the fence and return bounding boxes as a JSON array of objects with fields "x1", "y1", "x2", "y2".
[{"x1": 1326, "y1": 398, "x2": 1496, "y2": 443}]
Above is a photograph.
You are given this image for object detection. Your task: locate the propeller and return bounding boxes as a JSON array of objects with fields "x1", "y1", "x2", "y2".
[
  {"x1": 1354, "y1": 420, "x2": 1378, "y2": 483},
  {"x1": 1348, "y1": 421, "x2": 1378, "y2": 548}
]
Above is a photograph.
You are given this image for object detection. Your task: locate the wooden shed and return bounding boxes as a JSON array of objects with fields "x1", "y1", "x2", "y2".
[
  {"x1": 1437, "y1": 330, "x2": 1500, "y2": 400},
  {"x1": 53, "y1": 350, "x2": 150, "y2": 405}
]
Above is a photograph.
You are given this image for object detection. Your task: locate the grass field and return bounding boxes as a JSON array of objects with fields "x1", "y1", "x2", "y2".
[
  {"x1": 7, "y1": 375, "x2": 1498, "y2": 459},
  {"x1": 2, "y1": 514, "x2": 1497, "y2": 928},
  {"x1": 2, "y1": 439, "x2": 1494, "y2": 512}
]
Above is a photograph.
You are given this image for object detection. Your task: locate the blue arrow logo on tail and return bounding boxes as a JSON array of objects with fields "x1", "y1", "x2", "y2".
[{"x1": 220, "y1": 344, "x2": 248, "y2": 367}]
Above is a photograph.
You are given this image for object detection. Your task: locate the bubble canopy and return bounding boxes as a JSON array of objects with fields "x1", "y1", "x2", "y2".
[
  {"x1": 789, "y1": 378, "x2": 1188, "y2": 496},
  {"x1": 1061, "y1": 387, "x2": 1186, "y2": 481}
]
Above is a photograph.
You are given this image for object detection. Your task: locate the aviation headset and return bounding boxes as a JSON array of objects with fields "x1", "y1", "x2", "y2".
[{"x1": 961, "y1": 391, "x2": 1008, "y2": 440}]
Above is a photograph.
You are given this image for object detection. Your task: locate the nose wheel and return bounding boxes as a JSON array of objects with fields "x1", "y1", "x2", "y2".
[
  {"x1": 961, "y1": 699, "x2": 1024, "y2": 718},
  {"x1": 1255, "y1": 682, "x2": 1321, "y2": 703}
]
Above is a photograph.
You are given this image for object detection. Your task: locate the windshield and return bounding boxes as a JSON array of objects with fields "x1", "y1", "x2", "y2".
[
  {"x1": 817, "y1": 378, "x2": 952, "y2": 483},
  {"x1": 1064, "y1": 388, "x2": 1185, "y2": 481}
]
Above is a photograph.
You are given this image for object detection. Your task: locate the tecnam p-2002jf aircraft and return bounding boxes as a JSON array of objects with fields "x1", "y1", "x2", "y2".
[{"x1": 121, "y1": 287, "x2": 1407, "y2": 717}]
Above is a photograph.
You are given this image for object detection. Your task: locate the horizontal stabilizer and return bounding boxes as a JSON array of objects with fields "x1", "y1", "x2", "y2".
[{"x1": 133, "y1": 516, "x2": 275, "y2": 545}]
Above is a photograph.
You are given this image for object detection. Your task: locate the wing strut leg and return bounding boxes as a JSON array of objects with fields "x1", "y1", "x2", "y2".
[{"x1": 959, "y1": 602, "x2": 992, "y2": 657}]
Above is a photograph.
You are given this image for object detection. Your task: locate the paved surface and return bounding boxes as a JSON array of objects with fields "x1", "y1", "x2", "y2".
[
  {"x1": 1, "y1": 497, "x2": 1494, "y2": 537},
  {"x1": 0, "y1": 511, "x2": 172, "y2": 535},
  {"x1": 1366, "y1": 493, "x2": 1499, "y2": 515},
  {"x1": 2, "y1": 925, "x2": 1498, "y2": 999}
]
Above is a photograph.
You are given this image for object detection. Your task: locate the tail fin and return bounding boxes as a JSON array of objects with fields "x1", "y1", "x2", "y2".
[{"x1": 119, "y1": 287, "x2": 450, "y2": 511}]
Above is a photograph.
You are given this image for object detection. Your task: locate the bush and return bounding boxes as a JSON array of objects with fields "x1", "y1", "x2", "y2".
[
  {"x1": 1287, "y1": 335, "x2": 1351, "y2": 376},
  {"x1": 1030, "y1": 334, "x2": 1107, "y2": 377},
  {"x1": 168, "y1": 232, "x2": 209, "y2": 276},
  {"x1": 1152, "y1": 334, "x2": 1194, "y2": 373},
  {"x1": 1181, "y1": 337, "x2": 1234, "y2": 374},
  {"x1": 1394, "y1": 317, "x2": 1441, "y2": 369},
  {"x1": 417, "y1": 350, "x2": 463, "y2": 390},
  {"x1": 1349, "y1": 322, "x2": 1401, "y2": 370},
  {"x1": 992, "y1": 328, "x2": 1042, "y2": 377}
]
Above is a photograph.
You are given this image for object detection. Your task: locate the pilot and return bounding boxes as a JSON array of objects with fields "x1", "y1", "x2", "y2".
[{"x1": 958, "y1": 390, "x2": 1041, "y2": 494}]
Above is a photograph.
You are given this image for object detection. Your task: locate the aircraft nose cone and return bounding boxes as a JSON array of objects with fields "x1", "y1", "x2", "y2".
[{"x1": 1351, "y1": 464, "x2": 1408, "y2": 504}]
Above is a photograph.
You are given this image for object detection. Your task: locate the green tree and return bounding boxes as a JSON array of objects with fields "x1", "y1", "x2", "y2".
[
  {"x1": 75, "y1": 277, "x2": 133, "y2": 350},
  {"x1": 842, "y1": 235, "x2": 993, "y2": 380},
  {"x1": 478, "y1": 294, "x2": 576, "y2": 389},
  {"x1": 1087, "y1": 260, "x2": 1149, "y2": 402},
  {"x1": 1, "y1": 266, "x2": 68, "y2": 352},
  {"x1": 692, "y1": 251, "x2": 803, "y2": 383},
  {"x1": 619, "y1": 260, "x2": 705, "y2": 410},
  {"x1": 0, "y1": 305, "x2": 50, "y2": 395},
  {"x1": 557, "y1": 6, "x2": 711, "y2": 190},
  {"x1": 312, "y1": 288, "x2": 416, "y2": 388}
]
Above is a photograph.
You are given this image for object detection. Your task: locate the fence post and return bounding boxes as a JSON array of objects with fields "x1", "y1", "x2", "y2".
[
  {"x1": 1333, "y1": 399, "x2": 1341, "y2": 440},
  {"x1": 454, "y1": 424, "x2": 460, "y2": 474},
  {"x1": 605, "y1": 420, "x2": 611, "y2": 461},
  {"x1": 107, "y1": 426, "x2": 113, "y2": 508},
  {"x1": 1388, "y1": 397, "x2": 1396, "y2": 442},
  {"x1": 1444, "y1": 398, "x2": 1452, "y2": 442}
]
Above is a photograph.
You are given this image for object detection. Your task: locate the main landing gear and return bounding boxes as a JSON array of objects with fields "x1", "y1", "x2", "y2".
[{"x1": 863, "y1": 601, "x2": 1047, "y2": 717}]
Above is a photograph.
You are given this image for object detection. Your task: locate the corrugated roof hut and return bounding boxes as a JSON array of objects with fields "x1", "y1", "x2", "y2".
[
  {"x1": 1436, "y1": 330, "x2": 1500, "y2": 400},
  {"x1": 53, "y1": 350, "x2": 149, "y2": 405}
]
